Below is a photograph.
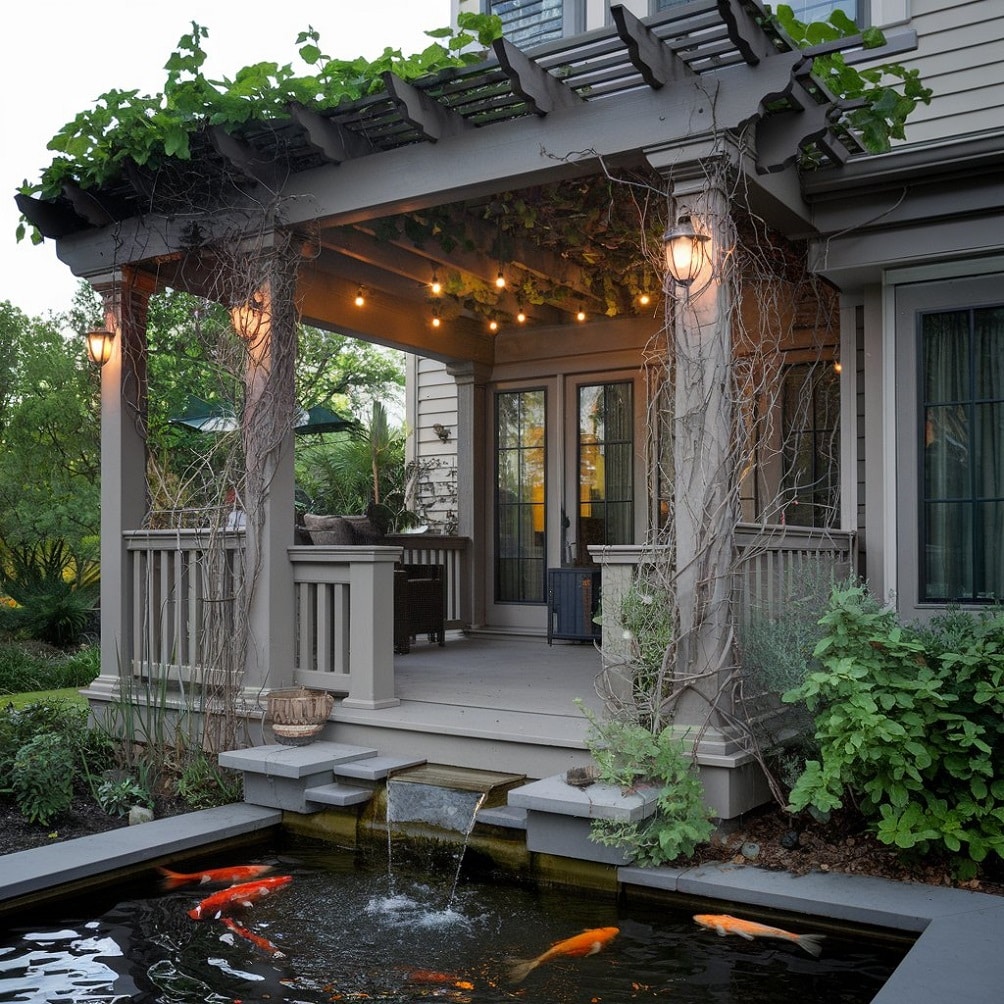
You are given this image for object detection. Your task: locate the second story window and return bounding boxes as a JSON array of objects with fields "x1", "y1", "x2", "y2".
[
  {"x1": 487, "y1": 0, "x2": 582, "y2": 47},
  {"x1": 783, "y1": 1, "x2": 862, "y2": 25}
]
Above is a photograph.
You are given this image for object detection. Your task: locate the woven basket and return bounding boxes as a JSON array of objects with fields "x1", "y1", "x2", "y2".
[{"x1": 266, "y1": 687, "x2": 334, "y2": 746}]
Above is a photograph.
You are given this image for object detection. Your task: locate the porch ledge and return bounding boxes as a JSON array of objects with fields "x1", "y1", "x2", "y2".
[{"x1": 219, "y1": 742, "x2": 378, "y2": 779}]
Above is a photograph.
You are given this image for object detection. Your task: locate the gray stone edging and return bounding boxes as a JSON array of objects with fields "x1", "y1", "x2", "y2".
[
  {"x1": 0, "y1": 803, "x2": 281, "y2": 908},
  {"x1": 618, "y1": 861, "x2": 1004, "y2": 1004}
]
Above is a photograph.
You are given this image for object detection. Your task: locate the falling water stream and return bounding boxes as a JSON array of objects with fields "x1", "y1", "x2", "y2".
[{"x1": 0, "y1": 835, "x2": 907, "y2": 1004}]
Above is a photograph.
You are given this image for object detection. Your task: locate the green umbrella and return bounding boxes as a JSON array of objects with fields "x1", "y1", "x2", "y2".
[{"x1": 169, "y1": 397, "x2": 356, "y2": 435}]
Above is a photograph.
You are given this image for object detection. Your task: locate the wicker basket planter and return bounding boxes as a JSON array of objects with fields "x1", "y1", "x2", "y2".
[{"x1": 266, "y1": 687, "x2": 334, "y2": 746}]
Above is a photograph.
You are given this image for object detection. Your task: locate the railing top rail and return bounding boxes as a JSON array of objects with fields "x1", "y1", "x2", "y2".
[
  {"x1": 124, "y1": 528, "x2": 245, "y2": 549},
  {"x1": 383, "y1": 534, "x2": 470, "y2": 551}
]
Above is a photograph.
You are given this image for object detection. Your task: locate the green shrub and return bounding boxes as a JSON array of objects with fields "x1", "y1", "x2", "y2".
[
  {"x1": 0, "y1": 642, "x2": 100, "y2": 694},
  {"x1": 0, "y1": 698, "x2": 115, "y2": 823},
  {"x1": 8, "y1": 733, "x2": 76, "y2": 825},
  {"x1": 96, "y1": 776, "x2": 153, "y2": 817},
  {"x1": 783, "y1": 583, "x2": 1004, "y2": 877},
  {"x1": 582, "y1": 710, "x2": 715, "y2": 867},
  {"x1": 0, "y1": 540, "x2": 98, "y2": 648},
  {"x1": 176, "y1": 751, "x2": 242, "y2": 810}
]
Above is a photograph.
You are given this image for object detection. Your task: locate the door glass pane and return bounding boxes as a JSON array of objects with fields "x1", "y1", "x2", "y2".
[
  {"x1": 920, "y1": 306, "x2": 1004, "y2": 601},
  {"x1": 495, "y1": 388, "x2": 546, "y2": 603},
  {"x1": 577, "y1": 382, "x2": 633, "y2": 564}
]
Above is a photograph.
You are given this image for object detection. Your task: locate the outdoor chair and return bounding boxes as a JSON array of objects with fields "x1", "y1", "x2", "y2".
[{"x1": 394, "y1": 563, "x2": 446, "y2": 654}]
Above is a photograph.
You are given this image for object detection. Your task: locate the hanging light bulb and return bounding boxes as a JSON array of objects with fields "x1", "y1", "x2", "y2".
[
  {"x1": 639, "y1": 291, "x2": 651, "y2": 306},
  {"x1": 354, "y1": 285, "x2": 366, "y2": 307},
  {"x1": 489, "y1": 318, "x2": 499, "y2": 332},
  {"x1": 430, "y1": 268, "x2": 442, "y2": 296},
  {"x1": 576, "y1": 307, "x2": 586, "y2": 322},
  {"x1": 431, "y1": 306, "x2": 441, "y2": 329},
  {"x1": 516, "y1": 305, "x2": 526, "y2": 324},
  {"x1": 495, "y1": 267, "x2": 506, "y2": 290}
]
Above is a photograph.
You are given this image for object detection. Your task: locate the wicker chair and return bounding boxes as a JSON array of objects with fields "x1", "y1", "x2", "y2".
[{"x1": 393, "y1": 563, "x2": 446, "y2": 654}]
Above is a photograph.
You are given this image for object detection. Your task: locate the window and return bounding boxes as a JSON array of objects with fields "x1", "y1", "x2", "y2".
[
  {"x1": 495, "y1": 389, "x2": 547, "y2": 602},
  {"x1": 784, "y1": 1, "x2": 861, "y2": 24},
  {"x1": 577, "y1": 382, "x2": 634, "y2": 562},
  {"x1": 919, "y1": 306, "x2": 1004, "y2": 602},
  {"x1": 486, "y1": 0, "x2": 582, "y2": 47},
  {"x1": 779, "y1": 363, "x2": 840, "y2": 528}
]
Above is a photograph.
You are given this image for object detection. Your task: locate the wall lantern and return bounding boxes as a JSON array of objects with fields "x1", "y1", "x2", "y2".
[
  {"x1": 85, "y1": 329, "x2": 115, "y2": 366},
  {"x1": 662, "y1": 214, "x2": 711, "y2": 292}
]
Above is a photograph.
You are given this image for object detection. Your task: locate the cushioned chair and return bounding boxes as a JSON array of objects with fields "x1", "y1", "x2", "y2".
[
  {"x1": 394, "y1": 564, "x2": 446, "y2": 654},
  {"x1": 301, "y1": 514, "x2": 445, "y2": 654}
]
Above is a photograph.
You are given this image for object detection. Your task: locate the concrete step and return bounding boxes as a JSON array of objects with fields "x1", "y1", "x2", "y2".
[
  {"x1": 333, "y1": 754, "x2": 427, "y2": 783},
  {"x1": 303, "y1": 782, "x2": 374, "y2": 807}
]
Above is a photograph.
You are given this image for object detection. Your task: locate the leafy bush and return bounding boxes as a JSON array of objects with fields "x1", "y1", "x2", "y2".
[
  {"x1": 8, "y1": 733, "x2": 76, "y2": 825},
  {"x1": 0, "y1": 540, "x2": 98, "y2": 648},
  {"x1": 0, "y1": 642, "x2": 100, "y2": 694},
  {"x1": 582, "y1": 710, "x2": 715, "y2": 867},
  {"x1": 783, "y1": 583, "x2": 1004, "y2": 877},
  {"x1": 96, "y1": 776, "x2": 153, "y2": 817},
  {"x1": 176, "y1": 752, "x2": 242, "y2": 810},
  {"x1": 0, "y1": 698, "x2": 115, "y2": 823}
]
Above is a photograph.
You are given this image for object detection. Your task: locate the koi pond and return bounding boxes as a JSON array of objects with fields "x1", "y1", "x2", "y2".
[{"x1": 0, "y1": 836, "x2": 906, "y2": 1004}]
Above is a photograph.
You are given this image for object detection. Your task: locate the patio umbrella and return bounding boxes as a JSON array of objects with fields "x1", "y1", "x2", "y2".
[{"x1": 169, "y1": 396, "x2": 357, "y2": 435}]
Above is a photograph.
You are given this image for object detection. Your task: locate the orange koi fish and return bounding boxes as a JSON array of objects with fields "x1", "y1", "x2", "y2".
[
  {"x1": 693, "y1": 914, "x2": 826, "y2": 957},
  {"x1": 158, "y1": 864, "x2": 274, "y2": 890},
  {"x1": 508, "y1": 926, "x2": 619, "y2": 983},
  {"x1": 188, "y1": 875, "x2": 293, "y2": 921},
  {"x1": 221, "y1": 916, "x2": 287, "y2": 959}
]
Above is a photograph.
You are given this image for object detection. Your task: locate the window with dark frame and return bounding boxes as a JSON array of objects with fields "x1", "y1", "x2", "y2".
[
  {"x1": 919, "y1": 305, "x2": 1004, "y2": 603},
  {"x1": 487, "y1": 0, "x2": 569, "y2": 47},
  {"x1": 495, "y1": 388, "x2": 547, "y2": 603},
  {"x1": 779, "y1": 362, "x2": 841, "y2": 528}
]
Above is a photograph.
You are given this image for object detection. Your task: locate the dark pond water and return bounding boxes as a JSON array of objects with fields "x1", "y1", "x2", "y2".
[{"x1": 0, "y1": 837, "x2": 907, "y2": 1003}]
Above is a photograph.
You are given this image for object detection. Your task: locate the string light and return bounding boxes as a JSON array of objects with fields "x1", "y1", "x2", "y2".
[
  {"x1": 430, "y1": 268, "x2": 442, "y2": 296},
  {"x1": 495, "y1": 268, "x2": 506, "y2": 290},
  {"x1": 431, "y1": 306, "x2": 441, "y2": 329},
  {"x1": 516, "y1": 305, "x2": 526, "y2": 324},
  {"x1": 639, "y1": 292, "x2": 651, "y2": 306},
  {"x1": 354, "y1": 285, "x2": 366, "y2": 307},
  {"x1": 576, "y1": 307, "x2": 586, "y2": 322},
  {"x1": 489, "y1": 318, "x2": 499, "y2": 332}
]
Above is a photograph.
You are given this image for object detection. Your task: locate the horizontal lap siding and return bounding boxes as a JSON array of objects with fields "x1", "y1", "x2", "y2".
[{"x1": 896, "y1": 0, "x2": 1004, "y2": 145}]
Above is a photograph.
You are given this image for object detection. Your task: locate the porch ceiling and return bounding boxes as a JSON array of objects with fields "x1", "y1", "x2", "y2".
[{"x1": 21, "y1": 1, "x2": 875, "y2": 362}]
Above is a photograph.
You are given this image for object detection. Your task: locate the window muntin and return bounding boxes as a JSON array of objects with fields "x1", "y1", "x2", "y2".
[
  {"x1": 495, "y1": 388, "x2": 547, "y2": 603},
  {"x1": 920, "y1": 306, "x2": 1004, "y2": 603},
  {"x1": 577, "y1": 382, "x2": 634, "y2": 560}
]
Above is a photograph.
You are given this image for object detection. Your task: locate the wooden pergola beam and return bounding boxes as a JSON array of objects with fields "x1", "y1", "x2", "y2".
[
  {"x1": 492, "y1": 37, "x2": 582, "y2": 115},
  {"x1": 382, "y1": 73, "x2": 472, "y2": 141},
  {"x1": 611, "y1": 4, "x2": 696, "y2": 88},
  {"x1": 288, "y1": 103, "x2": 372, "y2": 164}
]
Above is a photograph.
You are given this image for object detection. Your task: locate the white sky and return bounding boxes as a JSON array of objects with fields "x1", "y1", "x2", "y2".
[{"x1": 2, "y1": 1, "x2": 451, "y2": 321}]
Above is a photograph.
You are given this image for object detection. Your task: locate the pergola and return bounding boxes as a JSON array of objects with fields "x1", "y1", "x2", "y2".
[{"x1": 17, "y1": 1, "x2": 884, "y2": 727}]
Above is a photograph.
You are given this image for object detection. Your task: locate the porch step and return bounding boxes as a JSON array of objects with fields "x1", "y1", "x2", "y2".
[
  {"x1": 304, "y1": 782, "x2": 374, "y2": 808},
  {"x1": 333, "y1": 754, "x2": 427, "y2": 783},
  {"x1": 220, "y1": 741, "x2": 378, "y2": 779}
]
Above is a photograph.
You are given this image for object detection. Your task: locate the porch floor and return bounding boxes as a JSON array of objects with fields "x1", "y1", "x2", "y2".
[{"x1": 324, "y1": 632, "x2": 608, "y2": 778}]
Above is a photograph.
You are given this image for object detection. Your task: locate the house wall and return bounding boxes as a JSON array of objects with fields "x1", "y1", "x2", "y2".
[
  {"x1": 891, "y1": 0, "x2": 1004, "y2": 145},
  {"x1": 406, "y1": 355, "x2": 459, "y2": 531}
]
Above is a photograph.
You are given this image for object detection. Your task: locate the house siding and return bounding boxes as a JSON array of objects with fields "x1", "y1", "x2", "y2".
[
  {"x1": 895, "y1": 0, "x2": 1004, "y2": 146},
  {"x1": 408, "y1": 356, "x2": 459, "y2": 531}
]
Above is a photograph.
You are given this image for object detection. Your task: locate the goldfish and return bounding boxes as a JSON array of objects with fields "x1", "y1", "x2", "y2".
[
  {"x1": 188, "y1": 875, "x2": 293, "y2": 921},
  {"x1": 508, "y1": 926, "x2": 619, "y2": 983},
  {"x1": 158, "y1": 863, "x2": 274, "y2": 890},
  {"x1": 221, "y1": 916, "x2": 287, "y2": 959},
  {"x1": 693, "y1": 913, "x2": 826, "y2": 957}
]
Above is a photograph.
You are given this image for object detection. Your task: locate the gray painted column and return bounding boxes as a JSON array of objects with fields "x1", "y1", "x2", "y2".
[
  {"x1": 667, "y1": 172, "x2": 738, "y2": 729},
  {"x1": 447, "y1": 361, "x2": 491, "y2": 630},
  {"x1": 91, "y1": 269, "x2": 154, "y2": 697},
  {"x1": 233, "y1": 253, "x2": 298, "y2": 702}
]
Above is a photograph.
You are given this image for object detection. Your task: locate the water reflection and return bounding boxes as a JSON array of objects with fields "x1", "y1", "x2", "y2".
[{"x1": 0, "y1": 838, "x2": 905, "y2": 1003}]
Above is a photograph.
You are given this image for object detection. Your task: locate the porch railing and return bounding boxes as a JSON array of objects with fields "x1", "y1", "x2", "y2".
[{"x1": 121, "y1": 530, "x2": 470, "y2": 706}]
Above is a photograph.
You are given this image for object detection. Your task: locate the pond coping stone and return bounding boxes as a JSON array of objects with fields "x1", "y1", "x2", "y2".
[
  {"x1": 507, "y1": 773, "x2": 660, "y2": 821},
  {"x1": 619, "y1": 862, "x2": 1004, "y2": 1004}
]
